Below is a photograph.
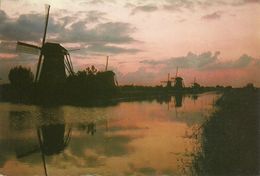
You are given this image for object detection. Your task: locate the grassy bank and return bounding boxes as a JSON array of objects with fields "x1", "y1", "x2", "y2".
[{"x1": 191, "y1": 88, "x2": 259, "y2": 175}]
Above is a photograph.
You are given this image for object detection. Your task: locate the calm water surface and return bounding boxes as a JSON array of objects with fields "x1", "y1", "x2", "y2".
[{"x1": 0, "y1": 92, "x2": 220, "y2": 176}]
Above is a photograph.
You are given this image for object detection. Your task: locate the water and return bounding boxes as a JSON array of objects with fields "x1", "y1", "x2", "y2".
[{"x1": 0, "y1": 92, "x2": 220, "y2": 176}]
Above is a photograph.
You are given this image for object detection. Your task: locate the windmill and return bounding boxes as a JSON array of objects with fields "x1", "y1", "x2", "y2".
[
  {"x1": 161, "y1": 73, "x2": 174, "y2": 88},
  {"x1": 171, "y1": 67, "x2": 184, "y2": 90},
  {"x1": 102, "y1": 55, "x2": 118, "y2": 86},
  {"x1": 16, "y1": 4, "x2": 74, "y2": 86},
  {"x1": 191, "y1": 77, "x2": 200, "y2": 89}
]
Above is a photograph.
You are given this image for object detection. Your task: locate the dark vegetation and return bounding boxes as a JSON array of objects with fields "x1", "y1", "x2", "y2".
[
  {"x1": 0, "y1": 65, "x2": 257, "y2": 106},
  {"x1": 1, "y1": 65, "x2": 118, "y2": 105},
  {"x1": 65, "y1": 66, "x2": 117, "y2": 102},
  {"x1": 3, "y1": 66, "x2": 34, "y2": 102},
  {"x1": 191, "y1": 88, "x2": 259, "y2": 175}
]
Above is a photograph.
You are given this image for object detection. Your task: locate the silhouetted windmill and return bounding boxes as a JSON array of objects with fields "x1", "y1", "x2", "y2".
[
  {"x1": 161, "y1": 73, "x2": 174, "y2": 88},
  {"x1": 16, "y1": 5, "x2": 74, "y2": 86},
  {"x1": 105, "y1": 55, "x2": 109, "y2": 71},
  {"x1": 103, "y1": 55, "x2": 118, "y2": 86},
  {"x1": 192, "y1": 77, "x2": 200, "y2": 89},
  {"x1": 171, "y1": 67, "x2": 184, "y2": 89}
]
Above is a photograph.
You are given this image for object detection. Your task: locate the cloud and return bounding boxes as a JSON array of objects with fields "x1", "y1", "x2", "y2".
[
  {"x1": 122, "y1": 67, "x2": 158, "y2": 85},
  {"x1": 162, "y1": 0, "x2": 260, "y2": 12},
  {"x1": 202, "y1": 11, "x2": 222, "y2": 20},
  {"x1": 140, "y1": 51, "x2": 259, "y2": 71},
  {"x1": 0, "y1": 9, "x2": 140, "y2": 55},
  {"x1": 140, "y1": 51, "x2": 220, "y2": 69},
  {"x1": 80, "y1": 0, "x2": 116, "y2": 5},
  {"x1": 84, "y1": 10, "x2": 107, "y2": 23},
  {"x1": 163, "y1": 0, "x2": 195, "y2": 12},
  {"x1": 0, "y1": 11, "x2": 63, "y2": 42},
  {"x1": 205, "y1": 54, "x2": 256, "y2": 70},
  {"x1": 124, "y1": 3, "x2": 136, "y2": 8},
  {"x1": 231, "y1": 0, "x2": 260, "y2": 5},
  {"x1": 0, "y1": 10, "x2": 7, "y2": 22},
  {"x1": 85, "y1": 44, "x2": 141, "y2": 54},
  {"x1": 131, "y1": 4, "x2": 158, "y2": 15},
  {"x1": 59, "y1": 21, "x2": 137, "y2": 44}
]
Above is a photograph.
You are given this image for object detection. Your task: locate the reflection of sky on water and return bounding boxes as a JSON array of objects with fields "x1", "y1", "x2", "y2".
[{"x1": 0, "y1": 92, "x2": 219, "y2": 176}]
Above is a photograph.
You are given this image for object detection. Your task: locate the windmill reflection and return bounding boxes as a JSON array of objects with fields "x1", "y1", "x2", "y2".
[
  {"x1": 12, "y1": 108, "x2": 72, "y2": 176},
  {"x1": 38, "y1": 123, "x2": 71, "y2": 155},
  {"x1": 174, "y1": 94, "x2": 183, "y2": 108},
  {"x1": 155, "y1": 94, "x2": 183, "y2": 111}
]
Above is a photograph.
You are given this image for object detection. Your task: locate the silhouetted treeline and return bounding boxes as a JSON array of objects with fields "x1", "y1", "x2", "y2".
[
  {"x1": 1, "y1": 65, "x2": 258, "y2": 105},
  {"x1": 1, "y1": 65, "x2": 118, "y2": 104},
  {"x1": 2, "y1": 66, "x2": 34, "y2": 103},
  {"x1": 65, "y1": 66, "x2": 117, "y2": 103},
  {"x1": 191, "y1": 88, "x2": 259, "y2": 175}
]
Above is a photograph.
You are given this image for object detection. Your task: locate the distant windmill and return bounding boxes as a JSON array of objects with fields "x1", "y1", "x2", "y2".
[
  {"x1": 161, "y1": 73, "x2": 174, "y2": 88},
  {"x1": 105, "y1": 55, "x2": 109, "y2": 71},
  {"x1": 103, "y1": 55, "x2": 119, "y2": 86},
  {"x1": 192, "y1": 77, "x2": 200, "y2": 89},
  {"x1": 16, "y1": 4, "x2": 74, "y2": 85},
  {"x1": 171, "y1": 67, "x2": 184, "y2": 89}
]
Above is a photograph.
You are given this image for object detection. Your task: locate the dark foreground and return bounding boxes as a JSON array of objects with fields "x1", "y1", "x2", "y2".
[{"x1": 191, "y1": 89, "x2": 260, "y2": 176}]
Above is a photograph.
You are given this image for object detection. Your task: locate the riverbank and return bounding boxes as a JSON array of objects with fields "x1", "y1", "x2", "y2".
[
  {"x1": 191, "y1": 88, "x2": 259, "y2": 175},
  {"x1": 0, "y1": 83, "x2": 224, "y2": 106}
]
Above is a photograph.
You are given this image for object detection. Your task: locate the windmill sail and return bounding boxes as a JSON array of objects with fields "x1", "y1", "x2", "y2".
[
  {"x1": 35, "y1": 4, "x2": 50, "y2": 82},
  {"x1": 16, "y1": 41, "x2": 40, "y2": 55}
]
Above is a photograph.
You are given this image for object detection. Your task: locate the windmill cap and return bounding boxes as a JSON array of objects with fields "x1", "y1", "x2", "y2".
[
  {"x1": 175, "y1": 77, "x2": 183, "y2": 80},
  {"x1": 42, "y1": 42, "x2": 68, "y2": 55}
]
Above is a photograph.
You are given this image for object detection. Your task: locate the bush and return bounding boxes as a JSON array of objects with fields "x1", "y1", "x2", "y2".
[{"x1": 8, "y1": 66, "x2": 34, "y2": 87}]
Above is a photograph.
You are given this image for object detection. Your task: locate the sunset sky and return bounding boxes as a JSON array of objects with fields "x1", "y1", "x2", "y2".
[{"x1": 0, "y1": 0, "x2": 259, "y2": 87}]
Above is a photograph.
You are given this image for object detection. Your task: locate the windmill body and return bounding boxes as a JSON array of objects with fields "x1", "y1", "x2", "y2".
[
  {"x1": 172, "y1": 67, "x2": 184, "y2": 90},
  {"x1": 174, "y1": 77, "x2": 184, "y2": 89},
  {"x1": 161, "y1": 73, "x2": 173, "y2": 88},
  {"x1": 39, "y1": 43, "x2": 68, "y2": 85}
]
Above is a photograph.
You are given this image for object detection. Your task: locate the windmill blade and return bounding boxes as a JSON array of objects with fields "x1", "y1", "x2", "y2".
[
  {"x1": 37, "y1": 128, "x2": 48, "y2": 176},
  {"x1": 105, "y1": 56, "x2": 109, "y2": 71},
  {"x1": 35, "y1": 4, "x2": 50, "y2": 82},
  {"x1": 16, "y1": 147, "x2": 40, "y2": 158},
  {"x1": 42, "y1": 4, "x2": 50, "y2": 46},
  {"x1": 16, "y1": 41, "x2": 40, "y2": 55},
  {"x1": 64, "y1": 54, "x2": 74, "y2": 75},
  {"x1": 67, "y1": 54, "x2": 74, "y2": 73},
  {"x1": 175, "y1": 66, "x2": 179, "y2": 77}
]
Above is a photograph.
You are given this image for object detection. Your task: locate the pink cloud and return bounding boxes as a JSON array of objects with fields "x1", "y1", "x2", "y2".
[{"x1": 0, "y1": 53, "x2": 17, "y2": 59}]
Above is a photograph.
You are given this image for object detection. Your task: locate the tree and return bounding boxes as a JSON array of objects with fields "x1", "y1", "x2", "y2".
[{"x1": 8, "y1": 66, "x2": 34, "y2": 87}]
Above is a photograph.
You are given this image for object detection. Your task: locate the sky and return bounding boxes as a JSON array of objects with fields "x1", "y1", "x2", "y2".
[{"x1": 0, "y1": 0, "x2": 259, "y2": 87}]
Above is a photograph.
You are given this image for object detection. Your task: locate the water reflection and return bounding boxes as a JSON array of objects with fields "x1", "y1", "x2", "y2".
[
  {"x1": 78, "y1": 122, "x2": 97, "y2": 135},
  {"x1": 8, "y1": 109, "x2": 72, "y2": 176},
  {"x1": 174, "y1": 94, "x2": 183, "y2": 107},
  {"x1": 0, "y1": 92, "x2": 220, "y2": 176},
  {"x1": 39, "y1": 124, "x2": 71, "y2": 156}
]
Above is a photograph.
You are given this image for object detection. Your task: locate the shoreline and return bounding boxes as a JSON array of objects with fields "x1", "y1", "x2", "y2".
[{"x1": 191, "y1": 88, "x2": 260, "y2": 175}]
